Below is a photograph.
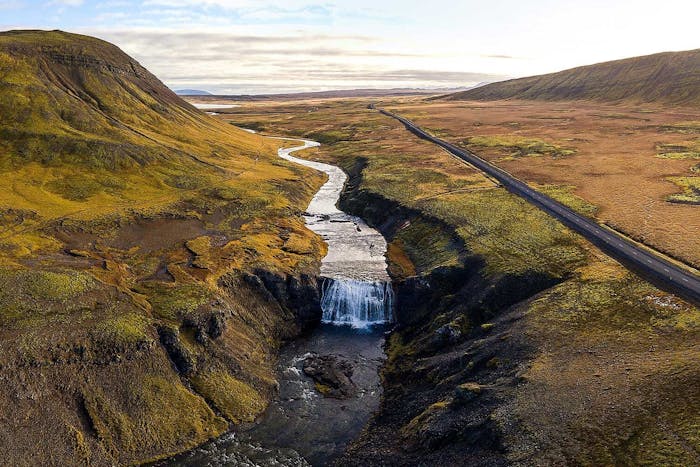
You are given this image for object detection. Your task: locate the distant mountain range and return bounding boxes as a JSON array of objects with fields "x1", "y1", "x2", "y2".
[
  {"x1": 174, "y1": 89, "x2": 213, "y2": 95},
  {"x1": 444, "y1": 49, "x2": 700, "y2": 106},
  {"x1": 184, "y1": 86, "x2": 486, "y2": 101}
]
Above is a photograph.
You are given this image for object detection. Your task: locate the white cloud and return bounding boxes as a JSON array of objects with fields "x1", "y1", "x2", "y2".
[
  {"x1": 80, "y1": 26, "x2": 505, "y2": 94},
  {"x1": 47, "y1": 0, "x2": 83, "y2": 5},
  {"x1": 0, "y1": 1, "x2": 23, "y2": 9}
]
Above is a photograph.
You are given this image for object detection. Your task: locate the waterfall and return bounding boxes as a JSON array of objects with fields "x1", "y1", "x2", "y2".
[
  {"x1": 321, "y1": 278, "x2": 394, "y2": 328},
  {"x1": 278, "y1": 140, "x2": 394, "y2": 330}
]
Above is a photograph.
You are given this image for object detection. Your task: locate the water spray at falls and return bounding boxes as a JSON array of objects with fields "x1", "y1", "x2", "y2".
[{"x1": 321, "y1": 279, "x2": 394, "y2": 327}]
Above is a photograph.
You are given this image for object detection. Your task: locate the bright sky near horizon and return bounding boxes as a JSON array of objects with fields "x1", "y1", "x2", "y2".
[{"x1": 1, "y1": 0, "x2": 698, "y2": 94}]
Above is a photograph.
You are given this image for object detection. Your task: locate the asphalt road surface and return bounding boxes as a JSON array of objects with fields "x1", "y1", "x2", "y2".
[{"x1": 377, "y1": 106, "x2": 700, "y2": 306}]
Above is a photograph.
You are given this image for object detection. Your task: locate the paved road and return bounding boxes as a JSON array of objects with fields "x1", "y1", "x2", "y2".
[{"x1": 376, "y1": 106, "x2": 700, "y2": 306}]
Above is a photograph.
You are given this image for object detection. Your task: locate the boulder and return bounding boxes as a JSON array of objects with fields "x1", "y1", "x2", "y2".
[
  {"x1": 454, "y1": 382, "x2": 483, "y2": 404},
  {"x1": 302, "y1": 353, "x2": 356, "y2": 399}
]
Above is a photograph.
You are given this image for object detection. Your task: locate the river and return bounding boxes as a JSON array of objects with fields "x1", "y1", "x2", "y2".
[{"x1": 162, "y1": 139, "x2": 393, "y2": 466}]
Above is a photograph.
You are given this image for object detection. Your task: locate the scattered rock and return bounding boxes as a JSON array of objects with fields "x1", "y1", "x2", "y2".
[
  {"x1": 429, "y1": 322, "x2": 462, "y2": 350},
  {"x1": 302, "y1": 353, "x2": 356, "y2": 399},
  {"x1": 454, "y1": 382, "x2": 483, "y2": 404}
]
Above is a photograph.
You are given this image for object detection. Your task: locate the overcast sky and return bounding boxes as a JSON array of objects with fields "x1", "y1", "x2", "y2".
[{"x1": 2, "y1": 0, "x2": 698, "y2": 94}]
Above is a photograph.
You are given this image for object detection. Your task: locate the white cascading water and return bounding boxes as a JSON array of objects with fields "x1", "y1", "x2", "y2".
[
  {"x1": 321, "y1": 278, "x2": 394, "y2": 327},
  {"x1": 278, "y1": 140, "x2": 394, "y2": 328}
]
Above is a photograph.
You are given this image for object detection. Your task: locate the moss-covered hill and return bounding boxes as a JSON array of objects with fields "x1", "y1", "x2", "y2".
[
  {"x1": 0, "y1": 30, "x2": 326, "y2": 465},
  {"x1": 0, "y1": 29, "x2": 284, "y2": 223},
  {"x1": 445, "y1": 48, "x2": 700, "y2": 106}
]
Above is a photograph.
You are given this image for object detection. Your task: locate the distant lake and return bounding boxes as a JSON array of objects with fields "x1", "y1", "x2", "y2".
[{"x1": 191, "y1": 103, "x2": 240, "y2": 109}]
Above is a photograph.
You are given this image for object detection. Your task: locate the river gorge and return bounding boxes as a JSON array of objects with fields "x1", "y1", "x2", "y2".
[{"x1": 162, "y1": 139, "x2": 394, "y2": 465}]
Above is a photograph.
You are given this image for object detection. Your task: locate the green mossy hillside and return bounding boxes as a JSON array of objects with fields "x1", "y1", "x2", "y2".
[
  {"x1": 0, "y1": 30, "x2": 327, "y2": 465},
  {"x1": 463, "y1": 134, "x2": 576, "y2": 160}
]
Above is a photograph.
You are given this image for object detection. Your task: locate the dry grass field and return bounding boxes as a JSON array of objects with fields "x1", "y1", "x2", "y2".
[{"x1": 384, "y1": 99, "x2": 700, "y2": 268}]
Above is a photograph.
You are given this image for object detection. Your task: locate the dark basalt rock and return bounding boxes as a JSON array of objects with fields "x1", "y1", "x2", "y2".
[
  {"x1": 430, "y1": 322, "x2": 463, "y2": 349},
  {"x1": 157, "y1": 326, "x2": 196, "y2": 376},
  {"x1": 205, "y1": 312, "x2": 226, "y2": 339},
  {"x1": 179, "y1": 310, "x2": 227, "y2": 345},
  {"x1": 302, "y1": 353, "x2": 357, "y2": 399},
  {"x1": 253, "y1": 269, "x2": 322, "y2": 333}
]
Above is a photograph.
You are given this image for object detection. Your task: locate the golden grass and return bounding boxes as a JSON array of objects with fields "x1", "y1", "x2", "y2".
[
  {"x1": 666, "y1": 176, "x2": 700, "y2": 204},
  {"x1": 191, "y1": 371, "x2": 267, "y2": 424},
  {"x1": 387, "y1": 99, "x2": 700, "y2": 268}
]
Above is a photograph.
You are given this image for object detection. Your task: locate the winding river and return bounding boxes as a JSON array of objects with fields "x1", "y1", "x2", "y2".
[
  {"x1": 278, "y1": 140, "x2": 390, "y2": 283},
  {"x1": 278, "y1": 140, "x2": 393, "y2": 327}
]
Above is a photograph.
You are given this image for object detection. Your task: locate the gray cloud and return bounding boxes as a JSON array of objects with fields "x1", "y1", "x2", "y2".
[{"x1": 162, "y1": 67, "x2": 504, "y2": 88}]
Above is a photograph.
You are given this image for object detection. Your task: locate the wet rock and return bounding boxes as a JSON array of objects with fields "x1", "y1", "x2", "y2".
[
  {"x1": 302, "y1": 354, "x2": 356, "y2": 399},
  {"x1": 286, "y1": 274, "x2": 321, "y2": 331},
  {"x1": 254, "y1": 269, "x2": 321, "y2": 332}
]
